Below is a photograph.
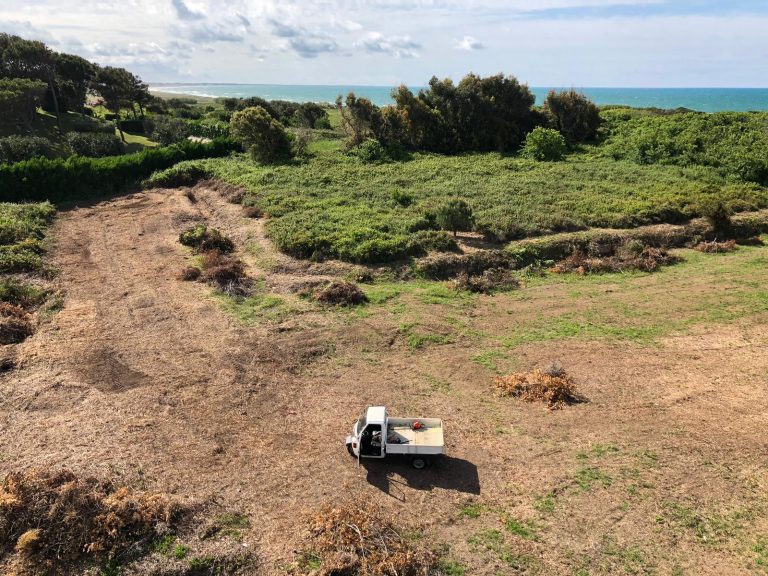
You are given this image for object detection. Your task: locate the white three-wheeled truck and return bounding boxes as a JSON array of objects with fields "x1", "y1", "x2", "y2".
[{"x1": 346, "y1": 406, "x2": 444, "y2": 469}]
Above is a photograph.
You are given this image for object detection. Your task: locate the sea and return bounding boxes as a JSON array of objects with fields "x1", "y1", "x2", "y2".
[{"x1": 149, "y1": 84, "x2": 768, "y2": 113}]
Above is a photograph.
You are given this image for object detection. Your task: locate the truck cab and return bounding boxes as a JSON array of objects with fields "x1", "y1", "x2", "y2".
[{"x1": 346, "y1": 406, "x2": 444, "y2": 469}]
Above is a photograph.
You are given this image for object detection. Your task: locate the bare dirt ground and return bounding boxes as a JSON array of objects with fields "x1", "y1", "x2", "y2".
[{"x1": 2, "y1": 185, "x2": 767, "y2": 575}]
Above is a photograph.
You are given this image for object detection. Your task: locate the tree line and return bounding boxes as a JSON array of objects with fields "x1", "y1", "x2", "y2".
[
  {"x1": 333, "y1": 74, "x2": 601, "y2": 156},
  {"x1": 0, "y1": 33, "x2": 152, "y2": 141}
]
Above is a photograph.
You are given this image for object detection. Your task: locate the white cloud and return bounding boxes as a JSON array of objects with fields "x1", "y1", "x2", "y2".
[
  {"x1": 358, "y1": 32, "x2": 421, "y2": 58},
  {"x1": 453, "y1": 35, "x2": 484, "y2": 50}
]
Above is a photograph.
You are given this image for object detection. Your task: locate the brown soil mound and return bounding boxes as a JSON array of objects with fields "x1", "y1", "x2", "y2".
[
  {"x1": 495, "y1": 368, "x2": 583, "y2": 410},
  {"x1": 298, "y1": 503, "x2": 441, "y2": 575},
  {"x1": 695, "y1": 239, "x2": 738, "y2": 253},
  {"x1": 553, "y1": 245, "x2": 679, "y2": 274},
  {"x1": 0, "y1": 469, "x2": 181, "y2": 575}
]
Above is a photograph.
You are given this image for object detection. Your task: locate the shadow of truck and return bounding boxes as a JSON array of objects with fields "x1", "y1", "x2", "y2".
[{"x1": 362, "y1": 455, "x2": 480, "y2": 500}]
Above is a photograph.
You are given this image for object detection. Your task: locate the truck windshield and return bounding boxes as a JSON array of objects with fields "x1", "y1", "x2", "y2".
[{"x1": 357, "y1": 412, "x2": 367, "y2": 432}]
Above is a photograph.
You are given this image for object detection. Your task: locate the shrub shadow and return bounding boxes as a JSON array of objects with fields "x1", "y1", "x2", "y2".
[{"x1": 361, "y1": 456, "x2": 480, "y2": 501}]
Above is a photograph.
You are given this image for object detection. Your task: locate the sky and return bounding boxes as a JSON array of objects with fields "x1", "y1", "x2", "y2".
[{"x1": 0, "y1": 0, "x2": 766, "y2": 87}]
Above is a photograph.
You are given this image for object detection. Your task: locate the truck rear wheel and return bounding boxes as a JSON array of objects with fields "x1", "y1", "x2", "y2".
[{"x1": 411, "y1": 457, "x2": 428, "y2": 470}]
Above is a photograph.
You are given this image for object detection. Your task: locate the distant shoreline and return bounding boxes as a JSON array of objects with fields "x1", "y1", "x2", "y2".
[{"x1": 149, "y1": 84, "x2": 768, "y2": 112}]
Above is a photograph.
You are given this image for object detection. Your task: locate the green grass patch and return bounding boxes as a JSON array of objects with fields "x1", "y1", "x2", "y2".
[
  {"x1": 504, "y1": 517, "x2": 540, "y2": 541},
  {"x1": 399, "y1": 322, "x2": 452, "y2": 349},
  {"x1": 212, "y1": 281, "x2": 292, "y2": 324},
  {"x1": 0, "y1": 201, "x2": 56, "y2": 273},
  {"x1": 575, "y1": 466, "x2": 613, "y2": 491}
]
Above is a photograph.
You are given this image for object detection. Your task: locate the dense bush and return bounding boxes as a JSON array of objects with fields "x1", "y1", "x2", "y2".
[
  {"x1": 147, "y1": 115, "x2": 191, "y2": 145},
  {"x1": 68, "y1": 117, "x2": 114, "y2": 133},
  {"x1": 230, "y1": 106, "x2": 293, "y2": 163},
  {"x1": 142, "y1": 161, "x2": 212, "y2": 189},
  {"x1": 373, "y1": 73, "x2": 542, "y2": 153},
  {"x1": 436, "y1": 199, "x2": 474, "y2": 236},
  {"x1": 0, "y1": 135, "x2": 55, "y2": 164},
  {"x1": 0, "y1": 138, "x2": 239, "y2": 203},
  {"x1": 522, "y1": 127, "x2": 567, "y2": 161},
  {"x1": 66, "y1": 132, "x2": 124, "y2": 158},
  {"x1": 544, "y1": 90, "x2": 601, "y2": 143},
  {"x1": 293, "y1": 102, "x2": 330, "y2": 128},
  {"x1": 601, "y1": 110, "x2": 768, "y2": 184},
  {"x1": 188, "y1": 119, "x2": 229, "y2": 139},
  {"x1": 118, "y1": 118, "x2": 145, "y2": 133}
]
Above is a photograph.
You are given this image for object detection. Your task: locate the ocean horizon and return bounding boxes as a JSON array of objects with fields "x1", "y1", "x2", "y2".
[{"x1": 149, "y1": 83, "x2": 768, "y2": 113}]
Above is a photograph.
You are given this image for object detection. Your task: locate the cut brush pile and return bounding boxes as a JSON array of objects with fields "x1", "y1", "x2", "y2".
[
  {"x1": 0, "y1": 469, "x2": 181, "y2": 575},
  {"x1": 297, "y1": 503, "x2": 443, "y2": 575},
  {"x1": 553, "y1": 245, "x2": 679, "y2": 274},
  {"x1": 495, "y1": 366, "x2": 583, "y2": 410},
  {"x1": 694, "y1": 239, "x2": 738, "y2": 253}
]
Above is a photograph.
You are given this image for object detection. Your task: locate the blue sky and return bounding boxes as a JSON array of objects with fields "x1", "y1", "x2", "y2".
[{"x1": 1, "y1": 0, "x2": 766, "y2": 87}]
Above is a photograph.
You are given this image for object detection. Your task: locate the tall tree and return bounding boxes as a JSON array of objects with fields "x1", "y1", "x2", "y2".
[{"x1": 93, "y1": 66, "x2": 134, "y2": 142}]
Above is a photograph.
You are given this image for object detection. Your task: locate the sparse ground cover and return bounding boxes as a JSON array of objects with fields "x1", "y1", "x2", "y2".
[
  {"x1": 1, "y1": 180, "x2": 766, "y2": 574},
  {"x1": 2, "y1": 104, "x2": 768, "y2": 574}
]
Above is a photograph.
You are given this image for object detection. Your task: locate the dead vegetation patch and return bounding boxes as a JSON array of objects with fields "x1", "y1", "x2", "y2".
[
  {"x1": 295, "y1": 503, "x2": 442, "y2": 575},
  {"x1": 0, "y1": 302, "x2": 33, "y2": 345},
  {"x1": 297, "y1": 280, "x2": 368, "y2": 306},
  {"x1": 0, "y1": 469, "x2": 182, "y2": 575},
  {"x1": 553, "y1": 244, "x2": 679, "y2": 274},
  {"x1": 417, "y1": 250, "x2": 515, "y2": 280},
  {"x1": 495, "y1": 364, "x2": 584, "y2": 410},
  {"x1": 451, "y1": 268, "x2": 520, "y2": 294},
  {"x1": 695, "y1": 239, "x2": 738, "y2": 253},
  {"x1": 179, "y1": 225, "x2": 234, "y2": 254},
  {"x1": 178, "y1": 266, "x2": 201, "y2": 282},
  {"x1": 242, "y1": 206, "x2": 263, "y2": 219},
  {"x1": 199, "y1": 251, "x2": 252, "y2": 297}
]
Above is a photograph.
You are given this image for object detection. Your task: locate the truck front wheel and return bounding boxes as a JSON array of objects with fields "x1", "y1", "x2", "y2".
[{"x1": 411, "y1": 457, "x2": 428, "y2": 470}]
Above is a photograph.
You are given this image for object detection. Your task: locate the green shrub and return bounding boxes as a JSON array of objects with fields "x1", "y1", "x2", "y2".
[
  {"x1": 230, "y1": 106, "x2": 292, "y2": 164},
  {"x1": 436, "y1": 199, "x2": 474, "y2": 236},
  {"x1": 0, "y1": 136, "x2": 56, "y2": 164},
  {"x1": 352, "y1": 139, "x2": 390, "y2": 164},
  {"x1": 521, "y1": 127, "x2": 567, "y2": 161},
  {"x1": 147, "y1": 115, "x2": 191, "y2": 145},
  {"x1": 0, "y1": 279, "x2": 47, "y2": 308},
  {"x1": 391, "y1": 189, "x2": 414, "y2": 207},
  {"x1": 601, "y1": 110, "x2": 768, "y2": 184},
  {"x1": 143, "y1": 162, "x2": 212, "y2": 188},
  {"x1": 544, "y1": 90, "x2": 601, "y2": 143},
  {"x1": 179, "y1": 224, "x2": 234, "y2": 253},
  {"x1": 698, "y1": 197, "x2": 733, "y2": 234},
  {"x1": 66, "y1": 132, "x2": 124, "y2": 158},
  {"x1": 188, "y1": 120, "x2": 229, "y2": 139},
  {"x1": 0, "y1": 138, "x2": 238, "y2": 203},
  {"x1": 409, "y1": 230, "x2": 458, "y2": 254}
]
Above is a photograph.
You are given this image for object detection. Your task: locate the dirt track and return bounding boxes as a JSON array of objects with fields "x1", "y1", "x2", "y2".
[{"x1": 2, "y1": 186, "x2": 768, "y2": 574}]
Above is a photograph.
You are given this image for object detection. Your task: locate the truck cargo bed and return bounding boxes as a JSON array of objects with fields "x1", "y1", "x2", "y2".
[{"x1": 385, "y1": 417, "x2": 444, "y2": 455}]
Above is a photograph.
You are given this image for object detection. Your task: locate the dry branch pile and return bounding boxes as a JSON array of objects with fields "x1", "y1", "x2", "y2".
[
  {"x1": 451, "y1": 268, "x2": 520, "y2": 294},
  {"x1": 0, "y1": 469, "x2": 181, "y2": 575},
  {"x1": 694, "y1": 239, "x2": 737, "y2": 253},
  {"x1": 0, "y1": 303, "x2": 33, "y2": 345},
  {"x1": 495, "y1": 367, "x2": 582, "y2": 410},
  {"x1": 299, "y1": 503, "x2": 442, "y2": 576},
  {"x1": 553, "y1": 245, "x2": 679, "y2": 274},
  {"x1": 298, "y1": 280, "x2": 368, "y2": 306}
]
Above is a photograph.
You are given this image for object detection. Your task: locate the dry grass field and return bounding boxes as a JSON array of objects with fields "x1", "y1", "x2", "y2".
[{"x1": 1, "y1": 184, "x2": 767, "y2": 575}]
